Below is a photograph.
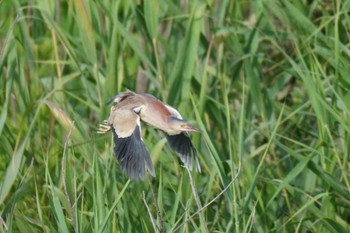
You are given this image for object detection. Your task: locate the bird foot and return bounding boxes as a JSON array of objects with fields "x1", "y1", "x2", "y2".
[{"x1": 97, "y1": 120, "x2": 111, "y2": 134}]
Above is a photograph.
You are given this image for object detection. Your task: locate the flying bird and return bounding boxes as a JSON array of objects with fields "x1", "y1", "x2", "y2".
[{"x1": 98, "y1": 91, "x2": 200, "y2": 180}]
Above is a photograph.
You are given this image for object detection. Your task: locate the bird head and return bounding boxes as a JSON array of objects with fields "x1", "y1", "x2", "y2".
[{"x1": 169, "y1": 116, "x2": 200, "y2": 133}]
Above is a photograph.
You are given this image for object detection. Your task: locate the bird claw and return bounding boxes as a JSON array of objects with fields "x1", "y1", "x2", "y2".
[{"x1": 97, "y1": 121, "x2": 111, "y2": 134}]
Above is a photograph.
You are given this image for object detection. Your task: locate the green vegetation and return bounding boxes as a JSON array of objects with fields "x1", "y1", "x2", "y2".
[{"x1": 1, "y1": 0, "x2": 350, "y2": 232}]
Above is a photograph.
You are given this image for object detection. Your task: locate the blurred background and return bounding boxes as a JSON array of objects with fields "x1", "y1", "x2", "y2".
[{"x1": 1, "y1": 0, "x2": 350, "y2": 232}]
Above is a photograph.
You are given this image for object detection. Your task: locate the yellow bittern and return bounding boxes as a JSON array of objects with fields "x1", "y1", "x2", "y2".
[{"x1": 98, "y1": 91, "x2": 200, "y2": 180}]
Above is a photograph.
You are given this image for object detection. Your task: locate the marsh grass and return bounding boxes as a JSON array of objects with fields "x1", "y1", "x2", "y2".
[{"x1": 1, "y1": 0, "x2": 350, "y2": 232}]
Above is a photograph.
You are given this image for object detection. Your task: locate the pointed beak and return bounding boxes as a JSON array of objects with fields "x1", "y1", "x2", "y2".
[
  {"x1": 181, "y1": 123, "x2": 200, "y2": 132},
  {"x1": 169, "y1": 116, "x2": 200, "y2": 133}
]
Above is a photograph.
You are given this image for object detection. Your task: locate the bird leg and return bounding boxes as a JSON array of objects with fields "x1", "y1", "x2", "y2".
[{"x1": 97, "y1": 120, "x2": 111, "y2": 134}]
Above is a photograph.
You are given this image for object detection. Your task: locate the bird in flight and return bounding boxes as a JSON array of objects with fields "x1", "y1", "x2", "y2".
[{"x1": 98, "y1": 91, "x2": 200, "y2": 180}]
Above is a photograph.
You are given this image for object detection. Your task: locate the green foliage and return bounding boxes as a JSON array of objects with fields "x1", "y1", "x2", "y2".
[{"x1": 1, "y1": 0, "x2": 350, "y2": 232}]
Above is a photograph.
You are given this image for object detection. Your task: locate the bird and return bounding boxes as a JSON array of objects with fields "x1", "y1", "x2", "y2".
[{"x1": 98, "y1": 90, "x2": 201, "y2": 180}]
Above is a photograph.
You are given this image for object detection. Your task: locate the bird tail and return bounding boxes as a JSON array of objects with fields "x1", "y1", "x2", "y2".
[{"x1": 166, "y1": 133, "x2": 201, "y2": 172}]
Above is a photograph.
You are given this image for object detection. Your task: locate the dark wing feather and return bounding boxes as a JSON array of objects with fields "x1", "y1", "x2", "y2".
[
  {"x1": 112, "y1": 125, "x2": 155, "y2": 180},
  {"x1": 166, "y1": 132, "x2": 201, "y2": 172},
  {"x1": 107, "y1": 99, "x2": 156, "y2": 179}
]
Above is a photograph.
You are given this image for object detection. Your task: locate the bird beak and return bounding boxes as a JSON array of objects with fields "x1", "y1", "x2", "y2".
[{"x1": 181, "y1": 123, "x2": 201, "y2": 132}]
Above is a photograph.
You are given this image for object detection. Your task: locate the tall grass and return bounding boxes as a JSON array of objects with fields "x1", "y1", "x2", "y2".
[{"x1": 1, "y1": 0, "x2": 350, "y2": 232}]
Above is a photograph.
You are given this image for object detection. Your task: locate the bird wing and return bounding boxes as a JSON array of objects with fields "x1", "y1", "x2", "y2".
[
  {"x1": 164, "y1": 104, "x2": 183, "y2": 119},
  {"x1": 164, "y1": 105, "x2": 201, "y2": 172},
  {"x1": 108, "y1": 106, "x2": 155, "y2": 179},
  {"x1": 165, "y1": 133, "x2": 201, "y2": 172},
  {"x1": 130, "y1": 93, "x2": 201, "y2": 172}
]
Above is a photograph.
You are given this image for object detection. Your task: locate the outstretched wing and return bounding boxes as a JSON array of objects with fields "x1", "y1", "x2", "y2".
[
  {"x1": 109, "y1": 107, "x2": 155, "y2": 180},
  {"x1": 166, "y1": 132, "x2": 201, "y2": 172},
  {"x1": 164, "y1": 105, "x2": 201, "y2": 172},
  {"x1": 165, "y1": 104, "x2": 183, "y2": 119}
]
